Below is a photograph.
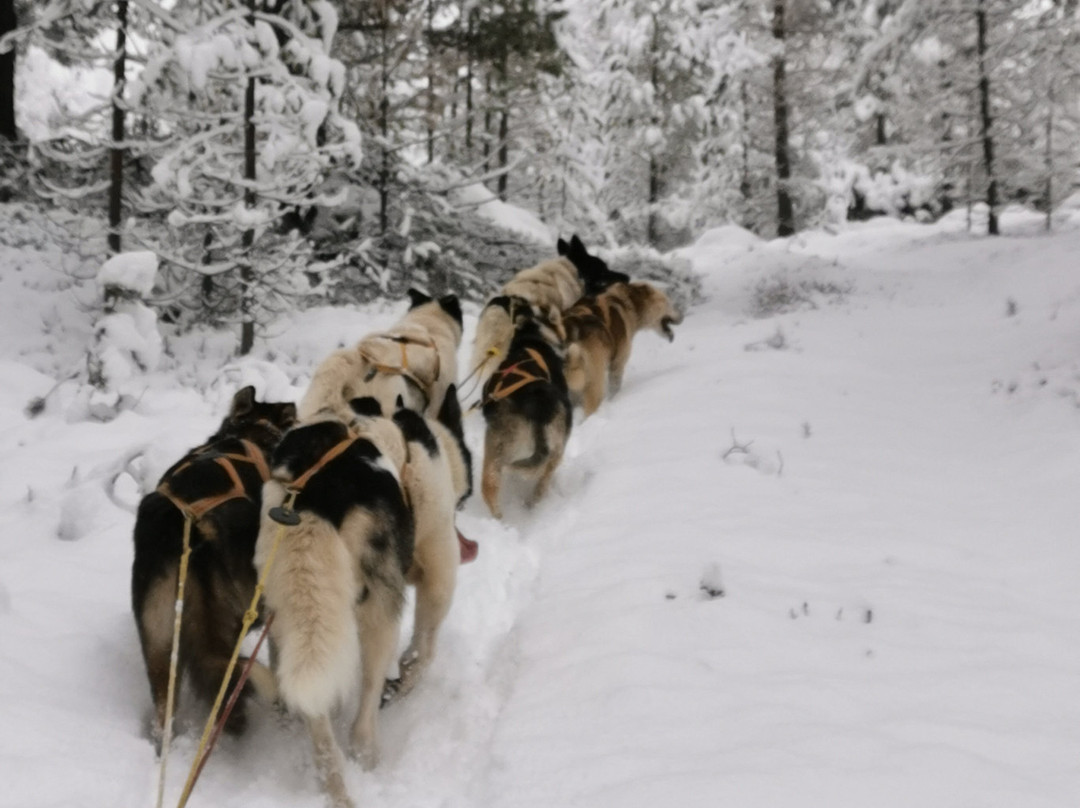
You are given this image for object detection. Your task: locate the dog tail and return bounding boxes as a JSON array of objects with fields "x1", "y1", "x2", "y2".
[
  {"x1": 258, "y1": 501, "x2": 360, "y2": 718},
  {"x1": 469, "y1": 303, "x2": 514, "y2": 385}
]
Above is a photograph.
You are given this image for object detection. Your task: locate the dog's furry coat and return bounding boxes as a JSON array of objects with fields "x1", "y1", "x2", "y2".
[
  {"x1": 300, "y1": 289, "x2": 463, "y2": 422},
  {"x1": 257, "y1": 389, "x2": 471, "y2": 808},
  {"x1": 563, "y1": 281, "x2": 683, "y2": 416},
  {"x1": 130, "y1": 386, "x2": 296, "y2": 749},
  {"x1": 468, "y1": 236, "x2": 628, "y2": 390},
  {"x1": 480, "y1": 311, "x2": 572, "y2": 519}
]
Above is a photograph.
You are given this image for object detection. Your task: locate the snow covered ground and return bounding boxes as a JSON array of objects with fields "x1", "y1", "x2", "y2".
[{"x1": 0, "y1": 205, "x2": 1078, "y2": 808}]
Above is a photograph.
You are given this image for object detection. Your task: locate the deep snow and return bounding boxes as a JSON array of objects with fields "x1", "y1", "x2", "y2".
[{"x1": 0, "y1": 205, "x2": 1078, "y2": 808}]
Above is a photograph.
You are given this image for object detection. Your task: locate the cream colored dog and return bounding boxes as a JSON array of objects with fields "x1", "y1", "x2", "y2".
[
  {"x1": 256, "y1": 392, "x2": 471, "y2": 808},
  {"x1": 467, "y1": 235, "x2": 629, "y2": 390},
  {"x1": 300, "y1": 289, "x2": 463, "y2": 422},
  {"x1": 563, "y1": 281, "x2": 682, "y2": 416}
]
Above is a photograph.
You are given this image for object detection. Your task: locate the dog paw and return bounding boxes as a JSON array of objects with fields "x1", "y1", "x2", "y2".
[
  {"x1": 351, "y1": 741, "x2": 380, "y2": 772},
  {"x1": 380, "y1": 678, "x2": 402, "y2": 708}
]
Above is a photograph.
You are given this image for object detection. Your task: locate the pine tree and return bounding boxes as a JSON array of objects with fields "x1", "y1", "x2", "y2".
[{"x1": 130, "y1": 0, "x2": 361, "y2": 353}]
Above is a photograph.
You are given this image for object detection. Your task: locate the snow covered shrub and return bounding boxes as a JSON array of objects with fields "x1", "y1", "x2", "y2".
[
  {"x1": 750, "y1": 277, "x2": 851, "y2": 318},
  {"x1": 602, "y1": 243, "x2": 703, "y2": 314},
  {"x1": 85, "y1": 251, "x2": 163, "y2": 420}
]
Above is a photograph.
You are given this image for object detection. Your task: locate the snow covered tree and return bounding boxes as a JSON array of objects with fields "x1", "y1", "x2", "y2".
[{"x1": 131, "y1": 0, "x2": 361, "y2": 354}]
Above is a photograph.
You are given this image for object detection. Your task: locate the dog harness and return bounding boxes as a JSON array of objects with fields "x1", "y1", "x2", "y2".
[
  {"x1": 156, "y1": 439, "x2": 271, "y2": 521},
  {"x1": 483, "y1": 347, "x2": 551, "y2": 403},
  {"x1": 358, "y1": 333, "x2": 441, "y2": 401},
  {"x1": 268, "y1": 428, "x2": 412, "y2": 525}
]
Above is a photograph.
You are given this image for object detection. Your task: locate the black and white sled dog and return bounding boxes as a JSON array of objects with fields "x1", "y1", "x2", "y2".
[
  {"x1": 130, "y1": 385, "x2": 297, "y2": 750},
  {"x1": 256, "y1": 387, "x2": 471, "y2": 808},
  {"x1": 480, "y1": 303, "x2": 572, "y2": 519}
]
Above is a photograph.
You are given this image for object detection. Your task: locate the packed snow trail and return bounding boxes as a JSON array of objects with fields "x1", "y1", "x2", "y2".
[
  {"x1": 478, "y1": 218, "x2": 1080, "y2": 808},
  {"x1": 0, "y1": 210, "x2": 1078, "y2": 808}
]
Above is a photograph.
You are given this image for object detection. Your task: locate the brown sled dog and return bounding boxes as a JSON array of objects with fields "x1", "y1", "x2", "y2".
[
  {"x1": 299, "y1": 289, "x2": 463, "y2": 422},
  {"x1": 480, "y1": 306, "x2": 572, "y2": 519},
  {"x1": 130, "y1": 385, "x2": 297, "y2": 750},
  {"x1": 563, "y1": 281, "x2": 683, "y2": 417},
  {"x1": 256, "y1": 391, "x2": 470, "y2": 808},
  {"x1": 467, "y1": 235, "x2": 628, "y2": 390}
]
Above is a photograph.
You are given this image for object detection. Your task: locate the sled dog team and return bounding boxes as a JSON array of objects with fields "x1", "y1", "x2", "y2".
[{"x1": 131, "y1": 235, "x2": 682, "y2": 808}]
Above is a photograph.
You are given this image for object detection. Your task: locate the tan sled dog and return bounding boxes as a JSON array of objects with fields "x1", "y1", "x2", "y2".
[
  {"x1": 468, "y1": 235, "x2": 628, "y2": 390},
  {"x1": 563, "y1": 281, "x2": 683, "y2": 417},
  {"x1": 256, "y1": 394, "x2": 470, "y2": 808},
  {"x1": 299, "y1": 289, "x2": 463, "y2": 422}
]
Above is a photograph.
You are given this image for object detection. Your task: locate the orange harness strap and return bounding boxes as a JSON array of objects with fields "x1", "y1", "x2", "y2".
[
  {"x1": 156, "y1": 440, "x2": 270, "y2": 523},
  {"x1": 365, "y1": 333, "x2": 441, "y2": 381},
  {"x1": 485, "y1": 348, "x2": 551, "y2": 403},
  {"x1": 288, "y1": 435, "x2": 358, "y2": 492}
]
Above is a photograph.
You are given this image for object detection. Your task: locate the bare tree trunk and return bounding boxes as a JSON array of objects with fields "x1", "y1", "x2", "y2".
[
  {"x1": 425, "y1": 0, "x2": 435, "y2": 164},
  {"x1": 239, "y1": 0, "x2": 257, "y2": 356},
  {"x1": 0, "y1": 0, "x2": 16, "y2": 141},
  {"x1": 771, "y1": 0, "x2": 795, "y2": 237},
  {"x1": 739, "y1": 81, "x2": 751, "y2": 202},
  {"x1": 482, "y1": 72, "x2": 492, "y2": 182},
  {"x1": 976, "y1": 0, "x2": 999, "y2": 236},
  {"x1": 646, "y1": 15, "x2": 661, "y2": 246},
  {"x1": 465, "y1": 8, "x2": 475, "y2": 158},
  {"x1": 496, "y1": 67, "x2": 509, "y2": 202},
  {"x1": 108, "y1": 0, "x2": 129, "y2": 254},
  {"x1": 1045, "y1": 77, "x2": 1054, "y2": 233},
  {"x1": 647, "y1": 154, "x2": 660, "y2": 245},
  {"x1": 378, "y1": 5, "x2": 390, "y2": 234}
]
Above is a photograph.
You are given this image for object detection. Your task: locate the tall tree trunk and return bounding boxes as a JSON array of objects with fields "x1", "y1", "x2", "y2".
[
  {"x1": 482, "y1": 72, "x2": 492, "y2": 181},
  {"x1": 239, "y1": 0, "x2": 257, "y2": 356},
  {"x1": 771, "y1": 0, "x2": 795, "y2": 237},
  {"x1": 496, "y1": 58, "x2": 508, "y2": 201},
  {"x1": 1045, "y1": 77, "x2": 1054, "y2": 232},
  {"x1": 425, "y1": 0, "x2": 435, "y2": 164},
  {"x1": 465, "y1": 8, "x2": 474, "y2": 158},
  {"x1": 108, "y1": 0, "x2": 128, "y2": 254},
  {"x1": 647, "y1": 154, "x2": 660, "y2": 246},
  {"x1": 739, "y1": 81, "x2": 751, "y2": 202},
  {"x1": 378, "y1": 5, "x2": 390, "y2": 234},
  {"x1": 0, "y1": 0, "x2": 16, "y2": 141},
  {"x1": 646, "y1": 15, "x2": 661, "y2": 246},
  {"x1": 976, "y1": 0, "x2": 999, "y2": 236}
]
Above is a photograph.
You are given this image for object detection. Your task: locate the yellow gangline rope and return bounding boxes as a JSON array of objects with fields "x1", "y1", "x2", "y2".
[{"x1": 172, "y1": 490, "x2": 297, "y2": 808}]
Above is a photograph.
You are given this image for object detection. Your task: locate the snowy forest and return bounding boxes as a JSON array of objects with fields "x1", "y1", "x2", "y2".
[
  {"x1": 2, "y1": 0, "x2": 1079, "y2": 353},
  {"x1": 2, "y1": 3, "x2": 1080, "y2": 808}
]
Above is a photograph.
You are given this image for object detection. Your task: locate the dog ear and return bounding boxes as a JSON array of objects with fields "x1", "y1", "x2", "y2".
[
  {"x1": 438, "y1": 294, "x2": 463, "y2": 326},
  {"x1": 569, "y1": 234, "x2": 586, "y2": 256},
  {"x1": 278, "y1": 402, "x2": 298, "y2": 428},
  {"x1": 229, "y1": 385, "x2": 256, "y2": 417},
  {"x1": 556, "y1": 237, "x2": 570, "y2": 257},
  {"x1": 407, "y1": 288, "x2": 432, "y2": 309},
  {"x1": 349, "y1": 396, "x2": 383, "y2": 418}
]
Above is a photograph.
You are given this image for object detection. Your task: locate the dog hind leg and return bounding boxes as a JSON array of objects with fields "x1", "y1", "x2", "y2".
[
  {"x1": 307, "y1": 713, "x2": 354, "y2": 808},
  {"x1": 181, "y1": 567, "x2": 254, "y2": 737},
  {"x1": 527, "y1": 421, "x2": 566, "y2": 508},
  {"x1": 350, "y1": 583, "x2": 401, "y2": 770},
  {"x1": 390, "y1": 537, "x2": 457, "y2": 703}
]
